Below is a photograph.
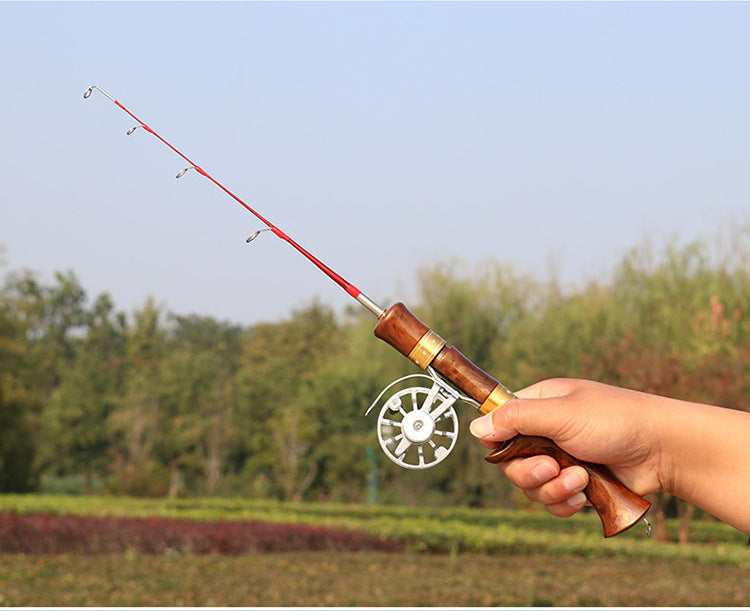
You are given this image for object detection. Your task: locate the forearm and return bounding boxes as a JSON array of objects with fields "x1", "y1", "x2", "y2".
[{"x1": 657, "y1": 397, "x2": 750, "y2": 534}]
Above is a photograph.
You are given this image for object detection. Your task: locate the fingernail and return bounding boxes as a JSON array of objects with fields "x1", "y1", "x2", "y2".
[
  {"x1": 567, "y1": 492, "x2": 587, "y2": 510},
  {"x1": 469, "y1": 413, "x2": 493, "y2": 439},
  {"x1": 563, "y1": 468, "x2": 587, "y2": 493},
  {"x1": 531, "y1": 463, "x2": 558, "y2": 484}
]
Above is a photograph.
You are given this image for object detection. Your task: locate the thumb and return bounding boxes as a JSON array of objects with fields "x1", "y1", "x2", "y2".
[{"x1": 469, "y1": 381, "x2": 576, "y2": 442}]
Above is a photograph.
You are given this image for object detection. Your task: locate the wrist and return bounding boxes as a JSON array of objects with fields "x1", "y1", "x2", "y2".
[
  {"x1": 649, "y1": 395, "x2": 683, "y2": 497},
  {"x1": 652, "y1": 395, "x2": 714, "y2": 498}
]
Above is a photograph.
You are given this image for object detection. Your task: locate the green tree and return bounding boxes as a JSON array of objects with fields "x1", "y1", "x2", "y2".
[
  {"x1": 234, "y1": 301, "x2": 343, "y2": 500},
  {"x1": 37, "y1": 293, "x2": 126, "y2": 492},
  {"x1": 300, "y1": 310, "x2": 398, "y2": 502},
  {"x1": 0, "y1": 286, "x2": 37, "y2": 492},
  {"x1": 0, "y1": 268, "x2": 90, "y2": 492},
  {"x1": 159, "y1": 315, "x2": 243, "y2": 496},
  {"x1": 416, "y1": 259, "x2": 536, "y2": 371},
  {"x1": 108, "y1": 298, "x2": 167, "y2": 496}
]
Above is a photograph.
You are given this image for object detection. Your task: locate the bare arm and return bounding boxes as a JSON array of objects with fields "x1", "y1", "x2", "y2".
[{"x1": 470, "y1": 378, "x2": 750, "y2": 534}]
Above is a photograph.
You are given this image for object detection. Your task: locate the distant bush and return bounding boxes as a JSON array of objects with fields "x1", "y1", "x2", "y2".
[{"x1": 0, "y1": 512, "x2": 402, "y2": 555}]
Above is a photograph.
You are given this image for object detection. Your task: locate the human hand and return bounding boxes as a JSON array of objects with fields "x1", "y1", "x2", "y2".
[{"x1": 470, "y1": 378, "x2": 665, "y2": 518}]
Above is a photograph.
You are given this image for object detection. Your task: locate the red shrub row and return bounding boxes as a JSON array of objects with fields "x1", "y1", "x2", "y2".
[{"x1": 0, "y1": 512, "x2": 402, "y2": 555}]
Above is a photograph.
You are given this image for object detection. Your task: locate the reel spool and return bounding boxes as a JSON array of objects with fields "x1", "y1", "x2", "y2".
[{"x1": 366, "y1": 370, "x2": 476, "y2": 470}]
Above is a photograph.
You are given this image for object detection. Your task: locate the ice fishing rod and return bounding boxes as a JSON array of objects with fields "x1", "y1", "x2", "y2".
[
  {"x1": 84, "y1": 85, "x2": 651, "y2": 537},
  {"x1": 83, "y1": 86, "x2": 384, "y2": 319}
]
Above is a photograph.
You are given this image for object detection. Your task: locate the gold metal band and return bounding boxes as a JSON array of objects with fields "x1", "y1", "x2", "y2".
[
  {"x1": 478, "y1": 384, "x2": 516, "y2": 415},
  {"x1": 407, "y1": 330, "x2": 447, "y2": 369}
]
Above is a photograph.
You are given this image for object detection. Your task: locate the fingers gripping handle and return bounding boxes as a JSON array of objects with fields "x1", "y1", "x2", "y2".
[
  {"x1": 485, "y1": 438, "x2": 651, "y2": 537},
  {"x1": 374, "y1": 303, "x2": 651, "y2": 537}
]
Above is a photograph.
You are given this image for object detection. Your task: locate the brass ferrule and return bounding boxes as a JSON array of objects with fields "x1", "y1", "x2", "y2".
[
  {"x1": 478, "y1": 384, "x2": 516, "y2": 415},
  {"x1": 407, "y1": 330, "x2": 447, "y2": 369}
]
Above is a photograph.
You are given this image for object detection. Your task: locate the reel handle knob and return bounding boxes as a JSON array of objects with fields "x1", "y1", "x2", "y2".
[{"x1": 374, "y1": 302, "x2": 651, "y2": 537}]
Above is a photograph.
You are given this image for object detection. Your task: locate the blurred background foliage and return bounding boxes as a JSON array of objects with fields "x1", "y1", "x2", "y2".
[{"x1": 2, "y1": 228, "x2": 750, "y2": 543}]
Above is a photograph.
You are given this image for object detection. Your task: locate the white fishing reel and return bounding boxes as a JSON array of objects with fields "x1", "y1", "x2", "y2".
[{"x1": 365, "y1": 368, "x2": 478, "y2": 470}]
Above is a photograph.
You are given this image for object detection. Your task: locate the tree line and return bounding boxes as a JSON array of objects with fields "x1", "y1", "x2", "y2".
[{"x1": 2, "y1": 234, "x2": 750, "y2": 539}]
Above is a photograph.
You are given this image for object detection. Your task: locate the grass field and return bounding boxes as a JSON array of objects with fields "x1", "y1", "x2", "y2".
[
  {"x1": 0, "y1": 495, "x2": 747, "y2": 606},
  {"x1": 1, "y1": 551, "x2": 748, "y2": 606}
]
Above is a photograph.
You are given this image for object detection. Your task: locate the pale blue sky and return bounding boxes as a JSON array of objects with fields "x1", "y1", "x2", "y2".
[{"x1": 2, "y1": 2, "x2": 749, "y2": 324}]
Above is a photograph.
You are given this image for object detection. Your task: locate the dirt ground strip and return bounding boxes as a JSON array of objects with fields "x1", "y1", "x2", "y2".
[{"x1": 0, "y1": 550, "x2": 747, "y2": 606}]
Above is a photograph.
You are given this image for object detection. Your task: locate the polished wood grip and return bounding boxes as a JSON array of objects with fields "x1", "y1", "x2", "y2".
[
  {"x1": 374, "y1": 302, "x2": 651, "y2": 537},
  {"x1": 374, "y1": 302, "x2": 500, "y2": 401},
  {"x1": 373, "y1": 302, "x2": 429, "y2": 353},
  {"x1": 485, "y1": 437, "x2": 651, "y2": 537}
]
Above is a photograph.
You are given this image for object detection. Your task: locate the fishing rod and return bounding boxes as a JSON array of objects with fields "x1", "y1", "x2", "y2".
[
  {"x1": 82, "y1": 86, "x2": 384, "y2": 319},
  {"x1": 84, "y1": 85, "x2": 651, "y2": 537}
]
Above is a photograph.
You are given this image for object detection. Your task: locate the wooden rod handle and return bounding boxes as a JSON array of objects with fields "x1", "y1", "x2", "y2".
[
  {"x1": 374, "y1": 302, "x2": 651, "y2": 537},
  {"x1": 374, "y1": 303, "x2": 500, "y2": 401}
]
